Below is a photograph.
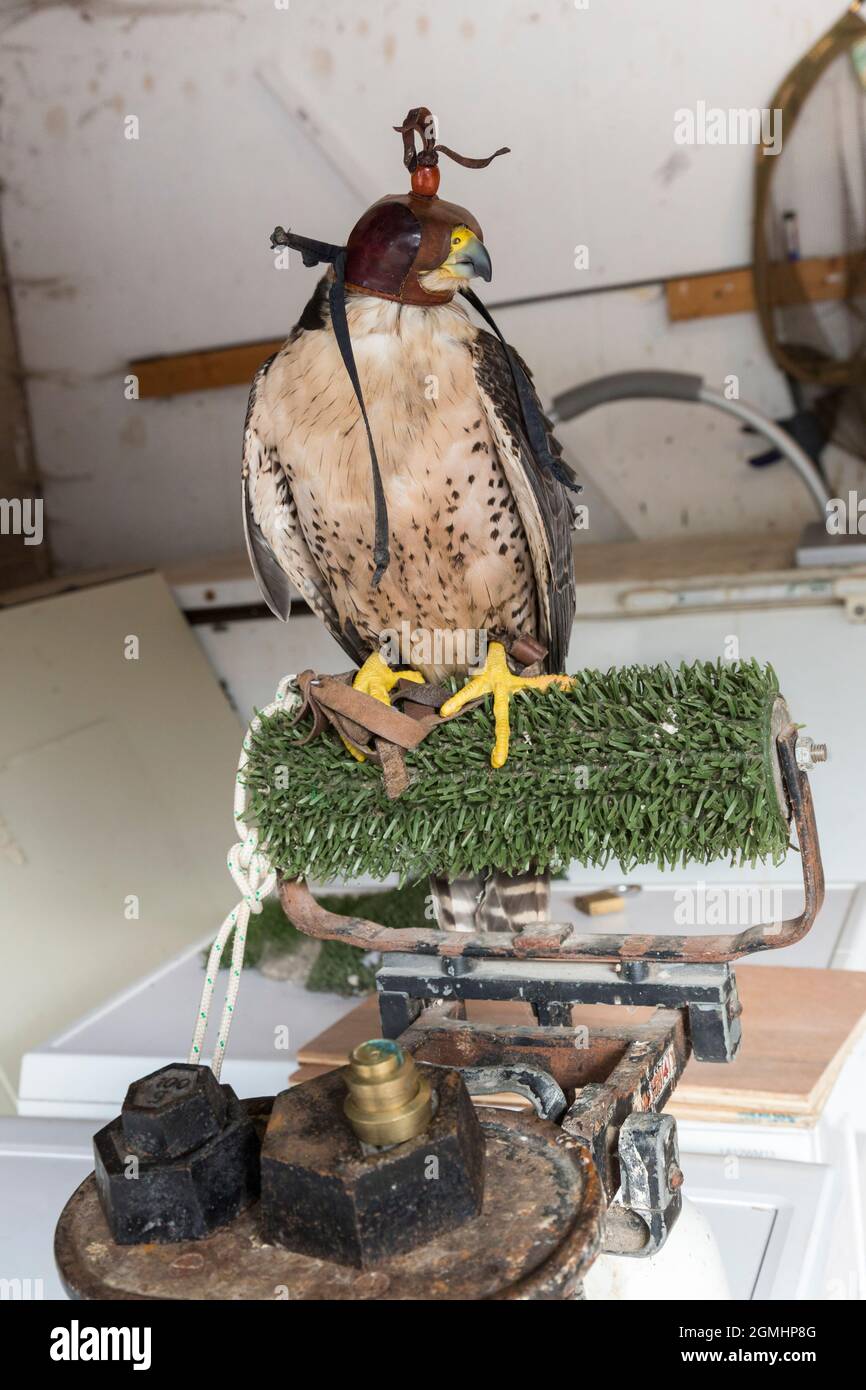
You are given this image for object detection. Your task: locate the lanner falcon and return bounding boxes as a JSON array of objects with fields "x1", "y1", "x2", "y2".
[{"x1": 242, "y1": 109, "x2": 580, "y2": 931}]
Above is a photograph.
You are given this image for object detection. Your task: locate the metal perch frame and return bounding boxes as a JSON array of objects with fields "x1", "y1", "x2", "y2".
[{"x1": 280, "y1": 723, "x2": 824, "y2": 966}]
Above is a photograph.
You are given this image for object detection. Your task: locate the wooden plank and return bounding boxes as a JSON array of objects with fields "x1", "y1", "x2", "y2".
[
  {"x1": 128, "y1": 251, "x2": 866, "y2": 399},
  {"x1": 674, "y1": 965, "x2": 866, "y2": 1125},
  {"x1": 157, "y1": 532, "x2": 805, "y2": 597},
  {"x1": 666, "y1": 265, "x2": 755, "y2": 321},
  {"x1": 666, "y1": 253, "x2": 864, "y2": 323},
  {"x1": 295, "y1": 967, "x2": 866, "y2": 1127},
  {"x1": 26, "y1": 533, "x2": 794, "y2": 619},
  {"x1": 131, "y1": 338, "x2": 285, "y2": 399},
  {"x1": 570, "y1": 532, "x2": 802, "y2": 587}
]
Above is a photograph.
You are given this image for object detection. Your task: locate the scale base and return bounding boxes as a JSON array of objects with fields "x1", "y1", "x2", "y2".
[{"x1": 55, "y1": 1099, "x2": 603, "y2": 1301}]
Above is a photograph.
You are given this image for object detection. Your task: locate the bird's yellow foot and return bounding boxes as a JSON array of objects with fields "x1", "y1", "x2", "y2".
[
  {"x1": 343, "y1": 651, "x2": 424, "y2": 762},
  {"x1": 439, "y1": 641, "x2": 571, "y2": 768}
]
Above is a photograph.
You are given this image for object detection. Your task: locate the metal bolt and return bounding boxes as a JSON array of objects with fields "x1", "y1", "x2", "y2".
[
  {"x1": 795, "y1": 736, "x2": 828, "y2": 771},
  {"x1": 621, "y1": 960, "x2": 649, "y2": 984}
]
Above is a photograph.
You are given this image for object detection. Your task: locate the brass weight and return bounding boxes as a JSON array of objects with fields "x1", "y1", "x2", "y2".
[{"x1": 343, "y1": 1039, "x2": 432, "y2": 1147}]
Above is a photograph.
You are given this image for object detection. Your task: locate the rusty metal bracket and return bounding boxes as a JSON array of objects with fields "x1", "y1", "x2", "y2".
[
  {"x1": 457, "y1": 1065, "x2": 568, "y2": 1121},
  {"x1": 615, "y1": 1113, "x2": 683, "y2": 1257},
  {"x1": 400, "y1": 1002, "x2": 691, "y2": 1258},
  {"x1": 280, "y1": 725, "x2": 823, "y2": 965}
]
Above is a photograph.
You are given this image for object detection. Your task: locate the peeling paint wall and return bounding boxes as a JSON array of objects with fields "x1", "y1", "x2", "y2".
[{"x1": 0, "y1": 0, "x2": 854, "y2": 573}]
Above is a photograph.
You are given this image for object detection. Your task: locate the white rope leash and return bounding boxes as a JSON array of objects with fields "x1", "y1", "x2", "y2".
[{"x1": 188, "y1": 673, "x2": 299, "y2": 1079}]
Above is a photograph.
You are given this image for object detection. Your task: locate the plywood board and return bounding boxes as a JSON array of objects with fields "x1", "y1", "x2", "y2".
[
  {"x1": 294, "y1": 966, "x2": 866, "y2": 1128},
  {"x1": 0, "y1": 573, "x2": 244, "y2": 1114}
]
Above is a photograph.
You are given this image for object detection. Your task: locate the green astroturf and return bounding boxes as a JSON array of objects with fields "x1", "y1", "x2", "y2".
[{"x1": 241, "y1": 659, "x2": 792, "y2": 883}]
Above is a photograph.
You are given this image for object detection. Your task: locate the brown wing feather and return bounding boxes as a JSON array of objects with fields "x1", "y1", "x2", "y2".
[
  {"x1": 241, "y1": 283, "x2": 368, "y2": 666},
  {"x1": 471, "y1": 330, "x2": 578, "y2": 672}
]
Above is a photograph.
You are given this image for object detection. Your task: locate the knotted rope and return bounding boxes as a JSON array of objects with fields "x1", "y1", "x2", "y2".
[{"x1": 187, "y1": 675, "x2": 298, "y2": 1078}]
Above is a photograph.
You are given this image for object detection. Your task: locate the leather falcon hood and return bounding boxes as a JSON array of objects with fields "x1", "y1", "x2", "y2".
[
  {"x1": 344, "y1": 194, "x2": 483, "y2": 307},
  {"x1": 341, "y1": 106, "x2": 499, "y2": 306}
]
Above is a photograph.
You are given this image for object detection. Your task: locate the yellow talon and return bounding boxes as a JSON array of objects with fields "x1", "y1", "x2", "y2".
[
  {"x1": 439, "y1": 641, "x2": 570, "y2": 768},
  {"x1": 343, "y1": 651, "x2": 424, "y2": 761}
]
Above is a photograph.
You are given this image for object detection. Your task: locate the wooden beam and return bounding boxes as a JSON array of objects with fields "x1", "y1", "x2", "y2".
[
  {"x1": 131, "y1": 338, "x2": 285, "y2": 399},
  {"x1": 570, "y1": 531, "x2": 802, "y2": 586},
  {"x1": 129, "y1": 253, "x2": 866, "y2": 400},
  {"x1": 666, "y1": 252, "x2": 864, "y2": 323}
]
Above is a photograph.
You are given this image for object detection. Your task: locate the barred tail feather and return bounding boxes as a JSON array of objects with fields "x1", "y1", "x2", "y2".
[
  {"x1": 428, "y1": 873, "x2": 486, "y2": 933},
  {"x1": 429, "y1": 871, "x2": 550, "y2": 933},
  {"x1": 480, "y1": 870, "x2": 550, "y2": 932}
]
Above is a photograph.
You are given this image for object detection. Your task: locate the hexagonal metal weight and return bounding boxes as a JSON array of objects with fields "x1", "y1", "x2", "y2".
[
  {"x1": 260, "y1": 1064, "x2": 485, "y2": 1268},
  {"x1": 94, "y1": 1084, "x2": 259, "y2": 1245},
  {"x1": 121, "y1": 1062, "x2": 228, "y2": 1160}
]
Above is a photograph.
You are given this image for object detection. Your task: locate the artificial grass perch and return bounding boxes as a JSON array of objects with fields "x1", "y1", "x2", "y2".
[{"x1": 242, "y1": 659, "x2": 792, "y2": 888}]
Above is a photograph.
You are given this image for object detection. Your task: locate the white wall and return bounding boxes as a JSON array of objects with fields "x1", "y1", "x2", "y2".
[{"x1": 0, "y1": 0, "x2": 855, "y2": 573}]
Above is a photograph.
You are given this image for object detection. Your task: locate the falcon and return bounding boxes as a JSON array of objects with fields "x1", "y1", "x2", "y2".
[{"x1": 242, "y1": 109, "x2": 580, "y2": 931}]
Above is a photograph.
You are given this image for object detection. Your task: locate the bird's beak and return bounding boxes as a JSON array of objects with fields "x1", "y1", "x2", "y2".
[{"x1": 452, "y1": 232, "x2": 492, "y2": 282}]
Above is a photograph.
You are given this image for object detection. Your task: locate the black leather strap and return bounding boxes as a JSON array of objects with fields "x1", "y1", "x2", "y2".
[
  {"x1": 271, "y1": 227, "x2": 391, "y2": 585},
  {"x1": 461, "y1": 286, "x2": 582, "y2": 495},
  {"x1": 329, "y1": 252, "x2": 390, "y2": 585}
]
